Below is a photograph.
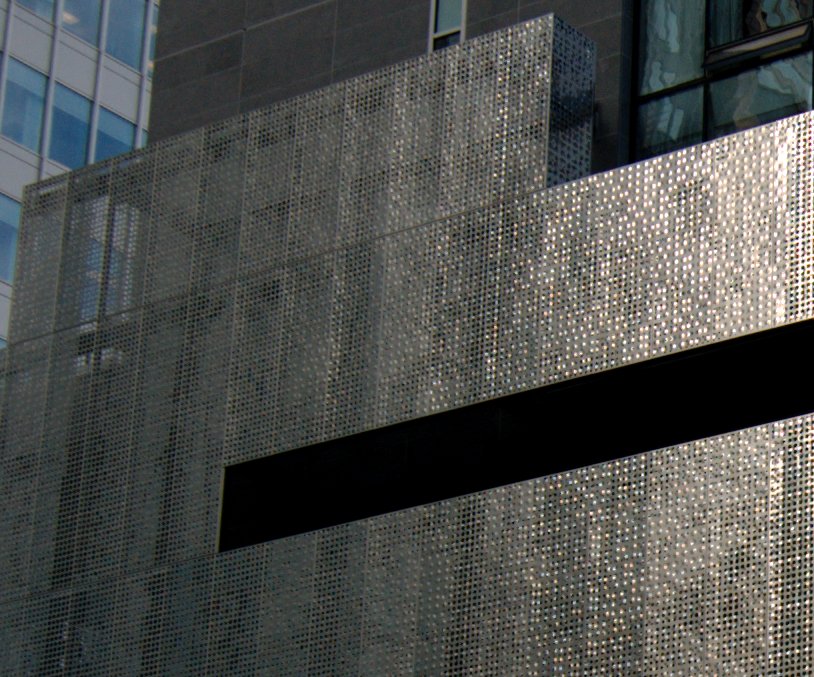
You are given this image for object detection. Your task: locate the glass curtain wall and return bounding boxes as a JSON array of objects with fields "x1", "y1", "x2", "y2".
[
  {"x1": 17, "y1": 0, "x2": 53, "y2": 21},
  {"x1": 637, "y1": 0, "x2": 814, "y2": 158},
  {"x1": 1, "y1": 2, "x2": 157, "y2": 159},
  {"x1": 61, "y1": 0, "x2": 102, "y2": 45},
  {"x1": 709, "y1": 52, "x2": 813, "y2": 136},
  {"x1": 640, "y1": 0, "x2": 706, "y2": 95},
  {"x1": 105, "y1": 0, "x2": 147, "y2": 68},
  {"x1": 709, "y1": 0, "x2": 813, "y2": 45}
]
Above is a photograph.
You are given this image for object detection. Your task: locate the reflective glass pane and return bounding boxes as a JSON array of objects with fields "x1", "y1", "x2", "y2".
[
  {"x1": 638, "y1": 86, "x2": 704, "y2": 159},
  {"x1": 49, "y1": 84, "x2": 91, "y2": 169},
  {"x1": 95, "y1": 108, "x2": 135, "y2": 161},
  {"x1": 17, "y1": 0, "x2": 54, "y2": 21},
  {"x1": 62, "y1": 0, "x2": 102, "y2": 46},
  {"x1": 710, "y1": 0, "x2": 813, "y2": 47},
  {"x1": 435, "y1": 0, "x2": 462, "y2": 34},
  {"x1": 0, "y1": 194, "x2": 20, "y2": 284},
  {"x1": 639, "y1": 0, "x2": 705, "y2": 95},
  {"x1": 1, "y1": 59, "x2": 47, "y2": 152},
  {"x1": 105, "y1": 0, "x2": 147, "y2": 69},
  {"x1": 709, "y1": 52, "x2": 812, "y2": 137}
]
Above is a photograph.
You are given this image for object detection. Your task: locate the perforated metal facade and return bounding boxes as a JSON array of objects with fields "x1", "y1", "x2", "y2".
[{"x1": 1, "y1": 13, "x2": 813, "y2": 675}]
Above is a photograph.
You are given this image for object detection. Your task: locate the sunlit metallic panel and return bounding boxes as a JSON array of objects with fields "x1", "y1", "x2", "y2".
[{"x1": 2, "y1": 12, "x2": 814, "y2": 674}]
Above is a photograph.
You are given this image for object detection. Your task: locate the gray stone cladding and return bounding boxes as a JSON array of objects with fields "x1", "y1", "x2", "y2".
[
  {"x1": 151, "y1": 0, "x2": 631, "y2": 173},
  {"x1": 1, "y1": 13, "x2": 812, "y2": 675}
]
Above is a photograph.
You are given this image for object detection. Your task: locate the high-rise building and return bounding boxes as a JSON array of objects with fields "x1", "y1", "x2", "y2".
[
  {"x1": 0, "y1": 0, "x2": 159, "y2": 345},
  {"x1": 2, "y1": 2, "x2": 814, "y2": 674}
]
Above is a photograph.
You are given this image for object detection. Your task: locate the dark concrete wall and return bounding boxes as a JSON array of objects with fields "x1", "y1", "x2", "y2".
[
  {"x1": 151, "y1": 0, "x2": 431, "y2": 141},
  {"x1": 150, "y1": 0, "x2": 633, "y2": 171}
]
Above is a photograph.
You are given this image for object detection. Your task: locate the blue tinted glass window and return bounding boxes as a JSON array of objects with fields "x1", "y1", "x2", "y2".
[
  {"x1": 639, "y1": 0, "x2": 705, "y2": 95},
  {"x1": 49, "y1": 84, "x2": 91, "y2": 169},
  {"x1": 17, "y1": 0, "x2": 54, "y2": 21},
  {"x1": 435, "y1": 0, "x2": 462, "y2": 34},
  {"x1": 105, "y1": 0, "x2": 147, "y2": 69},
  {"x1": 0, "y1": 194, "x2": 20, "y2": 284},
  {"x1": 62, "y1": 0, "x2": 102, "y2": 46},
  {"x1": 1, "y1": 59, "x2": 47, "y2": 152},
  {"x1": 95, "y1": 108, "x2": 135, "y2": 161}
]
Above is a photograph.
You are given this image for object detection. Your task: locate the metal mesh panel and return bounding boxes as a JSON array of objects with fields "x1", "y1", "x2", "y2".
[
  {"x1": 0, "y1": 336, "x2": 51, "y2": 602},
  {"x1": 2, "y1": 420, "x2": 812, "y2": 674},
  {"x1": 2, "y1": 13, "x2": 814, "y2": 674},
  {"x1": 11, "y1": 177, "x2": 68, "y2": 341}
]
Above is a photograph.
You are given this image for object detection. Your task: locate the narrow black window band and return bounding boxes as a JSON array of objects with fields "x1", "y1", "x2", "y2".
[{"x1": 220, "y1": 318, "x2": 814, "y2": 551}]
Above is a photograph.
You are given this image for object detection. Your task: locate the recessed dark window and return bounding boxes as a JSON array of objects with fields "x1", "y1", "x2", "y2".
[{"x1": 434, "y1": 32, "x2": 460, "y2": 50}]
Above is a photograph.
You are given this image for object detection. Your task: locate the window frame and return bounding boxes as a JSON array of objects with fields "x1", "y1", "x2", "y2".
[
  {"x1": 61, "y1": 0, "x2": 104, "y2": 47},
  {"x1": 0, "y1": 192, "x2": 21, "y2": 285},
  {"x1": 1, "y1": 57, "x2": 48, "y2": 153},
  {"x1": 94, "y1": 106, "x2": 136, "y2": 162},
  {"x1": 48, "y1": 82, "x2": 93, "y2": 169},
  {"x1": 634, "y1": 1, "x2": 814, "y2": 159},
  {"x1": 15, "y1": 0, "x2": 55, "y2": 22},
  {"x1": 429, "y1": 0, "x2": 466, "y2": 52},
  {"x1": 104, "y1": 0, "x2": 149, "y2": 71}
]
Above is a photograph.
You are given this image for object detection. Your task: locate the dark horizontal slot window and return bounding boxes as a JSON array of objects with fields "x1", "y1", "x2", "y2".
[{"x1": 220, "y1": 318, "x2": 814, "y2": 551}]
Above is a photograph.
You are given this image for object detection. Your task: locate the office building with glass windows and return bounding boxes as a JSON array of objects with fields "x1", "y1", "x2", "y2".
[
  {"x1": 3, "y1": 1, "x2": 814, "y2": 674},
  {"x1": 0, "y1": 0, "x2": 158, "y2": 345}
]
